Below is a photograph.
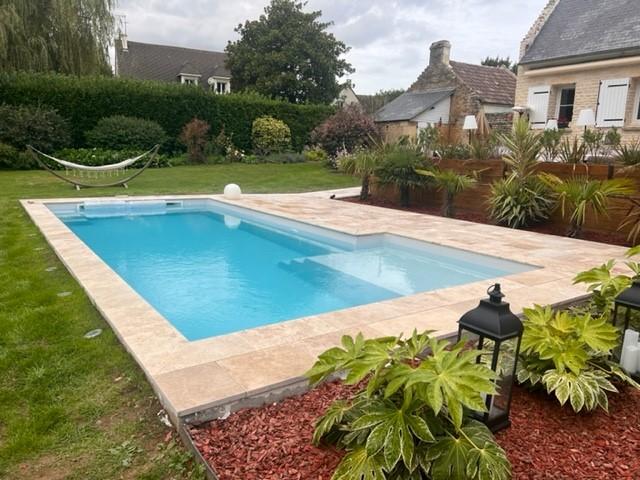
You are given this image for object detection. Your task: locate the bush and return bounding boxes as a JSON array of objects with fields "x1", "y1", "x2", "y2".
[
  {"x1": 0, "y1": 73, "x2": 333, "y2": 152},
  {"x1": 179, "y1": 118, "x2": 210, "y2": 163},
  {"x1": 0, "y1": 142, "x2": 35, "y2": 169},
  {"x1": 85, "y1": 115, "x2": 167, "y2": 151},
  {"x1": 53, "y1": 148, "x2": 171, "y2": 168},
  {"x1": 306, "y1": 331, "x2": 511, "y2": 480},
  {"x1": 303, "y1": 146, "x2": 328, "y2": 163},
  {"x1": 488, "y1": 177, "x2": 554, "y2": 228},
  {"x1": 0, "y1": 103, "x2": 70, "y2": 152},
  {"x1": 251, "y1": 116, "x2": 291, "y2": 155},
  {"x1": 310, "y1": 104, "x2": 379, "y2": 156},
  {"x1": 375, "y1": 146, "x2": 428, "y2": 207}
]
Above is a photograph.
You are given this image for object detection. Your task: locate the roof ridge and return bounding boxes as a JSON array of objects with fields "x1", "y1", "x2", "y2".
[
  {"x1": 126, "y1": 40, "x2": 225, "y2": 56},
  {"x1": 450, "y1": 60, "x2": 516, "y2": 77}
]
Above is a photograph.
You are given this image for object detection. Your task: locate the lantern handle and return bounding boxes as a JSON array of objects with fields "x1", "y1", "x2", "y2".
[{"x1": 487, "y1": 283, "x2": 505, "y2": 304}]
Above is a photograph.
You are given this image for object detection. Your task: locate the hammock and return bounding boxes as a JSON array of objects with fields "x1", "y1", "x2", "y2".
[{"x1": 28, "y1": 144, "x2": 160, "y2": 189}]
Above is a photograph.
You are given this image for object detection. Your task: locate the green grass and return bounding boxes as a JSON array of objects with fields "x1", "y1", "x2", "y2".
[{"x1": 0, "y1": 163, "x2": 357, "y2": 479}]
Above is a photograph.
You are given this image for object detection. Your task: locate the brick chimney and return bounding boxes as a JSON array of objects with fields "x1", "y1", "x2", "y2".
[{"x1": 429, "y1": 40, "x2": 451, "y2": 67}]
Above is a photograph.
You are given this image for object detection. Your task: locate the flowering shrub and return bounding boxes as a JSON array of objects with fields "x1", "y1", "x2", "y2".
[{"x1": 310, "y1": 105, "x2": 379, "y2": 156}]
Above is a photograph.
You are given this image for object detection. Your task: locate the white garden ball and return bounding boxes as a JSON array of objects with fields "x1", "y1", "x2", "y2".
[{"x1": 223, "y1": 183, "x2": 242, "y2": 200}]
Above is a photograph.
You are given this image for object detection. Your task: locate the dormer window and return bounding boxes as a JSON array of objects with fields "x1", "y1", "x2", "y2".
[
  {"x1": 208, "y1": 77, "x2": 231, "y2": 94},
  {"x1": 179, "y1": 74, "x2": 200, "y2": 85},
  {"x1": 216, "y1": 82, "x2": 227, "y2": 94}
]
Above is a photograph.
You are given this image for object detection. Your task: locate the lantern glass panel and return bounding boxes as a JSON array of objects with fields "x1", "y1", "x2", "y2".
[
  {"x1": 459, "y1": 329, "x2": 481, "y2": 350},
  {"x1": 487, "y1": 337, "x2": 518, "y2": 423}
]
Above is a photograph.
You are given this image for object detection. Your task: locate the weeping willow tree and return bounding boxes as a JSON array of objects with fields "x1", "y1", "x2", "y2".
[{"x1": 0, "y1": 0, "x2": 115, "y2": 75}]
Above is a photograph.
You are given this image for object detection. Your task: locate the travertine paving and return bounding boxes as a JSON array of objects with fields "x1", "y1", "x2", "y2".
[{"x1": 21, "y1": 193, "x2": 628, "y2": 422}]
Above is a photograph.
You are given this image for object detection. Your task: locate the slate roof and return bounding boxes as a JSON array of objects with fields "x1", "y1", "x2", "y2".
[
  {"x1": 450, "y1": 61, "x2": 516, "y2": 105},
  {"x1": 115, "y1": 40, "x2": 230, "y2": 85},
  {"x1": 521, "y1": 0, "x2": 640, "y2": 65},
  {"x1": 375, "y1": 89, "x2": 454, "y2": 122}
]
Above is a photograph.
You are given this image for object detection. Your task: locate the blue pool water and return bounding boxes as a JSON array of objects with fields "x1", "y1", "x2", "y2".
[{"x1": 51, "y1": 200, "x2": 535, "y2": 340}]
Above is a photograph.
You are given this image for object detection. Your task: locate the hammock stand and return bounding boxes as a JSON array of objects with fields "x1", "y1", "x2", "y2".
[{"x1": 27, "y1": 144, "x2": 160, "y2": 190}]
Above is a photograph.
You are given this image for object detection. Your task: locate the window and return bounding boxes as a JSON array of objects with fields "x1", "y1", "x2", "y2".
[
  {"x1": 184, "y1": 78, "x2": 196, "y2": 85},
  {"x1": 180, "y1": 75, "x2": 199, "y2": 85},
  {"x1": 556, "y1": 86, "x2": 575, "y2": 128},
  {"x1": 216, "y1": 82, "x2": 227, "y2": 94}
]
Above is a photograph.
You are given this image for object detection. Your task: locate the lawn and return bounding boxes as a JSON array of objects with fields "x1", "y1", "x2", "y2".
[{"x1": 0, "y1": 163, "x2": 357, "y2": 479}]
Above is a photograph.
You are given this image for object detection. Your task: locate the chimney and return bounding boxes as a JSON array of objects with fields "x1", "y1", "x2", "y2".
[
  {"x1": 429, "y1": 40, "x2": 451, "y2": 67},
  {"x1": 120, "y1": 32, "x2": 128, "y2": 51}
]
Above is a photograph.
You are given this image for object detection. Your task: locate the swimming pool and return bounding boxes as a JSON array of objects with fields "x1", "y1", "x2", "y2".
[{"x1": 49, "y1": 199, "x2": 536, "y2": 340}]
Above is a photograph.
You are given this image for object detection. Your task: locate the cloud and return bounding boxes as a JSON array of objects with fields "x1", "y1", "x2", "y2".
[{"x1": 115, "y1": 0, "x2": 548, "y2": 94}]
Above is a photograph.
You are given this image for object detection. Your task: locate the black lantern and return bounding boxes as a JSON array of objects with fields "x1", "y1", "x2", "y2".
[
  {"x1": 457, "y1": 283, "x2": 523, "y2": 432},
  {"x1": 612, "y1": 278, "x2": 640, "y2": 362}
]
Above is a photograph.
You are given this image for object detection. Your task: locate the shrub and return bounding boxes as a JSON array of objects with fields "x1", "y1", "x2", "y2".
[
  {"x1": 539, "y1": 129, "x2": 562, "y2": 162},
  {"x1": 310, "y1": 104, "x2": 379, "y2": 156},
  {"x1": 303, "y1": 146, "x2": 328, "y2": 163},
  {"x1": 340, "y1": 149, "x2": 383, "y2": 200},
  {"x1": 517, "y1": 247, "x2": 640, "y2": 412},
  {"x1": 306, "y1": 331, "x2": 511, "y2": 480},
  {"x1": 437, "y1": 142, "x2": 472, "y2": 161},
  {"x1": 0, "y1": 73, "x2": 333, "y2": 152},
  {"x1": 0, "y1": 103, "x2": 70, "y2": 152},
  {"x1": 416, "y1": 168, "x2": 477, "y2": 217},
  {"x1": 375, "y1": 147, "x2": 428, "y2": 207},
  {"x1": 179, "y1": 118, "x2": 210, "y2": 163},
  {"x1": 0, "y1": 142, "x2": 36, "y2": 169},
  {"x1": 251, "y1": 116, "x2": 291, "y2": 155},
  {"x1": 615, "y1": 141, "x2": 640, "y2": 166},
  {"x1": 86, "y1": 115, "x2": 167, "y2": 150},
  {"x1": 489, "y1": 118, "x2": 555, "y2": 228},
  {"x1": 558, "y1": 137, "x2": 586, "y2": 164},
  {"x1": 53, "y1": 148, "x2": 171, "y2": 168}
]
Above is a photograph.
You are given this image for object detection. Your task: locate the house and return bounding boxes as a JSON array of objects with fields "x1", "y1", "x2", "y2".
[
  {"x1": 516, "y1": 0, "x2": 640, "y2": 140},
  {"x1": 375, "y1": 40, "x2": 516, "y2": 142},
  {"x1": 114, "y1": 34, "x2": 231, "y2": 93},
  {"x1": 334, "y1": 84, "x2": 361, "y2": 107}
]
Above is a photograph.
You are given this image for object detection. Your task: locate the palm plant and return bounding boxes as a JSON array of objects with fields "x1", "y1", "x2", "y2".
[
  {"x1": 489, "y1": 118, "x2": 555, "y2": 228},
  {"x1": 340, "y1": 149, "x2": 382, "y2": 200},
  {"x1": 375, "y1": 147, "x2": 428, "y2": 207},
  {"x1": 539, "y1": 128, "x2": 562, "y2": 162},
  {"x1": 540, "y1": 174, "x2": 635, "y2": 238},
  {"x1": 615, "y1": 141, "x2": 640, "y2": 166},
  {"x1": 558, "y1": 137, "x2": 586, "y2": 164},
  {"x1": 416, "y1": 168, "x2": 477, "y2": 217}
]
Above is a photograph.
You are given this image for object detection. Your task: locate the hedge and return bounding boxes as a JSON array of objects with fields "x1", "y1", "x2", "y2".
[{"x1": 0, "y1": 73, "x2": 334, "y2": 152}]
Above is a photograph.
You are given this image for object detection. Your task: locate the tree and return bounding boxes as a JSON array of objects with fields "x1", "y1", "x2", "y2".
[
  {"x1": 358, "y1": 89, "x2": 405, "y2": 115},
  {"x1": 416, "y1": 168, "x2": 477, "y2": 217},
  {"x1": 481, "y1": 56, "x2": 517, "y2": 74},
  {"x1": 225, "y1": 0, "x2": 354, "y2": 104},
  {"x1": 0, "y1": 0, "x2": 115, "y2": 75}
]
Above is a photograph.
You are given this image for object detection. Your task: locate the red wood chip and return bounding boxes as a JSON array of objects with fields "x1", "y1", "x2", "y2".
[{"x1": 190, "y1": 382, "x2": 640, "y2": 479}]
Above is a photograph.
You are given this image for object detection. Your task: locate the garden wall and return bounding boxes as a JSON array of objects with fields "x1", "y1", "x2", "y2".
[
  {"x1": 0, "y1": 73, "x2": 334, "y2": 152},
  {"x1": 372, "y1": 159, "x2": 639, "y2": 238}
]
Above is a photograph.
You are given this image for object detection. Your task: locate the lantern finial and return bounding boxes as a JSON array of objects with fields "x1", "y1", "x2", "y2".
[{"x1": 487, "y1": 283, "x2": 504, "y2": 304}]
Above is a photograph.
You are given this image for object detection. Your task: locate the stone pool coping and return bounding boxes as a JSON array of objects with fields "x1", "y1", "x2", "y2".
[{"x1": 21, "y1": 192, "x2": 629, "y2": 424}]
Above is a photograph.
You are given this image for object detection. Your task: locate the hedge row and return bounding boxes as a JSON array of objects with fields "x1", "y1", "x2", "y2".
[{"x1": 0, "y1": 73, "x2": 334, "y2": 152}]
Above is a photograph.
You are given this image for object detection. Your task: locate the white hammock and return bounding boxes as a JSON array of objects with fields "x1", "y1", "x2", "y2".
[
  {"x1": 28, "y1": 144, "x2": 160, "y2": 189},
  {"x1": 34, "y1": 148, "x2": 150, "y2": 171}
]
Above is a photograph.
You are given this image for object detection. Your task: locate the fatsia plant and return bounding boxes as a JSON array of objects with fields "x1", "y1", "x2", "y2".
[
  {"x1": 540, "y1": 174, "x2": 635, "y2": 238},
  {"x1": 516, "y1": 304, "x2": 638, "y2": 412},
  {"x1": 416, "y1": 168, "x2": 477, "y2": 217},
  {"x1": 305, "y1": 331, "x2": 511, "y2": 480}
]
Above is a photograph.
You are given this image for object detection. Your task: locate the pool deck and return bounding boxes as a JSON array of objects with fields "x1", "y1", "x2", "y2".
[{"x1": 21, "y1": 191, "x2": 629, "y2": 424}]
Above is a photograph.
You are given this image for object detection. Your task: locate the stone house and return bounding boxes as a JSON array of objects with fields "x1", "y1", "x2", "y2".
[
  {"x1": 114, "y1": 34, "x2": 231, "y2": 94},
  {"x1": 375, "y1": 40, "x2": 516, "y2": 143},
  {"x1": 516, "y1": 0, "x2": 640, "y2": 142}
]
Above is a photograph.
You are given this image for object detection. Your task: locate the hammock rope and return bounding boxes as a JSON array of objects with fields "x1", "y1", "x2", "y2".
[{"x1": 28, "y1": 145, "x2": 160, "y2": 189}]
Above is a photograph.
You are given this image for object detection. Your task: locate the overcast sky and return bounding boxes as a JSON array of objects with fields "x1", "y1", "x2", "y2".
[{"x1": 115, "y1": 0, "x2": 548, "y2": 95}]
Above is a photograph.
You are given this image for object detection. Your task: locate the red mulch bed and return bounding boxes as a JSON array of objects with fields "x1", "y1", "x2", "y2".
[
  {"x1": 190, "y1": 381, "x2": 640, "y2": 479},
  {"x1": 341, "y1": 196, "x2": 631, "y2": 247}
]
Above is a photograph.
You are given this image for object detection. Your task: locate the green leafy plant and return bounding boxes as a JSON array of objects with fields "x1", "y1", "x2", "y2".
[
  {"x1": 539, "y1": 128, "x2": 562, "y2": 163},
  {"x1": 558, "y1": 137, "x2": 586, "y2": 164},
  {"x1": 517, "y1": 304, "x2": 637, "y2": 412},
  {"x1": 416, "y1": 125, "x2": 440, "y2": 156},
  {"x1": 489, "y1": 118, "x2": 555, "y2": 228},
  {"x1": 582, "y1": 128, "x2": 604, "y2": 160},
  {"x1": 251, "y1": 116, "x2": 292, "y2": 155},
  {"x1": 54, "y1": 147, "x2": 171, "y2": 168},
  {"x1": 306, "y1": 331, "x2": 511, "y2": 480},
  {"x1": 303, "y1": 146, "x2": 328, "y2": 163},
  {"x1": 0, "y1": 103, "x2": 71, "y2": 152},
  {"x1": 540, "y1": 174, "x2": 635, "y2": 238},
  {"x1": 437, "y1": 142, "x2": 472, "y2": 161},
  {"x1": 86, "y1": 115, "x2": 167, "y2": 151},
  {"x1": 0, "y1": 142, "x2": 35, "y2": 169},
  {"x1": 615, "y1": 141, "x2": 640, "y2": 166},
  {"x1": 416, "y1": 168, "x2": 477, "y2": 217},
  {"x1": 375, "y1": 147, "x2": 428, "y2": 207},
  {"x1": 341, "y1": 149, "x2": 383, "y2": 200}
]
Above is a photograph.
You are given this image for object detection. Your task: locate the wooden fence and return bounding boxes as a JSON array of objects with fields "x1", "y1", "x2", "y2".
[{"x1": 371, "y1": 159, "x2": 640, "y2": 239}]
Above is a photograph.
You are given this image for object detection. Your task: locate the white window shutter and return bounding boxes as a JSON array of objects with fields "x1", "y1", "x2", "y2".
[
  {"x1": 596, "y1": 78, "x2": 630, "y2": 127},
  {"x1": 527, "y1": 86, "x2": 550, "y2": 129}
]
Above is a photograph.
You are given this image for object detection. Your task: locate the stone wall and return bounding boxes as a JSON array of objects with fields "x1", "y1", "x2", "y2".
[
  {"x1": 379, "y1": 121, "x2": 417, "y2": 143},
  {"x1": 485, "y1": 112, "x2": 514, "y2": 134},
  {"x1": 515, "y1": 60, "x2": 640, "y2": 144}
]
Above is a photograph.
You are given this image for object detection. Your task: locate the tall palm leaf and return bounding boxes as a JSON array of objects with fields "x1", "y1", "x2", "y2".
[
  {"x1": 416, "y1": 168, "x2": 477, "y2": 217},
  {"x1": 340, "y1": 149, "x2": 381, "y2": 200},
  {"x1": 496, "y1": 117, "x2": 542, "y2": 180},
  {"x1": 541, "y1": 174, "x2": 635, "y2": 237}
]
